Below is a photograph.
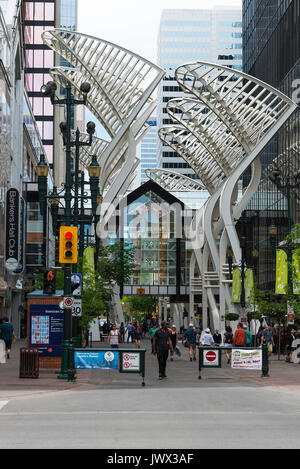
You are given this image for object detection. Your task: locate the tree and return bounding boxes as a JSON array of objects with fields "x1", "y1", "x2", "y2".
[
  {"x1": 123, "y1": 296, "x2": 156, "y2": 322},
  {"x1": 97, "y1": 241, "x2": 135, "y2": 285}
]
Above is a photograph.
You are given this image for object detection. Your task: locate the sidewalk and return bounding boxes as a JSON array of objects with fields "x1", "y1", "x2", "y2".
[{"x1": 0, "y1": 339, "x2": 300, "y2": 401}]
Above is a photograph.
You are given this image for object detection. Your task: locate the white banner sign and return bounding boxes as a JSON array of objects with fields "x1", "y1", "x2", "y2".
[
  {"x1": 122, "y1": 353, "x2": 140, "y2": 371},
  {"x1": 231, "y1": 348, "x2": 262, "y2": 370}
]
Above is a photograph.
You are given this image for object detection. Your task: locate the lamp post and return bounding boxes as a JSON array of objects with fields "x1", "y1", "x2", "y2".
[
  {"x1": 36, "y1": 154, "x2": 49, "y2": 216},
  {"x1": 39, "y1": 79, "x2": 94, "y2": 380}
]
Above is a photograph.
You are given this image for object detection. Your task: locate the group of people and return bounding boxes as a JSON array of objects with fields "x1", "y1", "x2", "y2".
[{"x1": 107, "y1": 321, "x2": 146, "y2": 349}]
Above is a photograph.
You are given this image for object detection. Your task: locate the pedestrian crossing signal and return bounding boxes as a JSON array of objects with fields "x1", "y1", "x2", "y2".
[
  {"x1": 59, "y1": 226, "x2": 78, "y2": 263},
  {"x1": 43, "y1": 269, "x2": 56, "y2": 295}
]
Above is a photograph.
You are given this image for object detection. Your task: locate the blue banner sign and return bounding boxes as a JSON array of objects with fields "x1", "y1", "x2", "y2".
[{"x1": 74, "y1": 350, "x2": 119, "y2": 370}]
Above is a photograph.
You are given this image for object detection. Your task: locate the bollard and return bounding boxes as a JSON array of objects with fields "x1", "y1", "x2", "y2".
[
  {"x1": 261, "y1": 341, "x2": 270, "y2": 378},
  {"x1": 67, "y1": 339, "x2": 76, "y2": 382}
]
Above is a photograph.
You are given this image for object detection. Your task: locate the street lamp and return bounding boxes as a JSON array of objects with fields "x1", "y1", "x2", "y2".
[
  {"x1": 88, "y1": 154, "x2": 101, "y2": 218},
  {"x1": 36, "y1": 154, "x2": 49, "y2": 216}
]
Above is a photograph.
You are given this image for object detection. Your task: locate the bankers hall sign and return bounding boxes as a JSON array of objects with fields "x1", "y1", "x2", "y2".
[{"x1": 5, "y1": 188, "x2": 20, "y2": 271}]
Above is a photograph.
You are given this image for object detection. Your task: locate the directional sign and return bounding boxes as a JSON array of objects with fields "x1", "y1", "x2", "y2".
[{"x1": 71, "y1": 274, "x2": 82, "y2": 296}]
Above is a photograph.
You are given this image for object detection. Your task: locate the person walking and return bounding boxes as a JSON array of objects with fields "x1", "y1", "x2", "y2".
[
  {"x1": 170, "y1": 325, "x2": 178, "y2": 361},
  {"x1": 153, "y1": 321, "x2": 174, "y2": 379},
  {"x1": 149, "y1": 323, "x2": 159, "y2": 354},
  {"x1": 126, "y1": 322, "x2": 134, "y2": 344},
  {"x1": 183, "y1": 323, "x2": 200, "y2": 361},
  {"x1": 244, "y1": 326, "x2": 253, "y2": 347},
  {"x1": 119, "y1": 322, "x2": 125, "y2": 343},
  {"x1": 134, "y1": 323, "x2": 143, "y2": 348},
  {"x1": 261, "y1": 324, "x2": 274, "y2": 358},
  {"x1": 233, "y1": 323, "x2": 247, "y2": 347},
  {"x1": 0, "y1": 317, "x2": 14, "y2": 359},
  {"x1": 107, "y1": 324, "x2": 121, "y2": 349},
  {"x1": 223, "y1": 326, "x2": 233, "y2": 363},
  {"x1": 285, "y1": 328, "x2": 296, "y2": 363},
  {"x1": 201, "y1": 328, "x2": 214, "y2": 347},
  {"x1": 213, "y1": 329, "x2": 222, "y2": 346}
]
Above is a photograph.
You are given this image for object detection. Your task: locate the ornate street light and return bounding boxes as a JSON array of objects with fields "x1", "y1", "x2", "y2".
[
  {"x1": 36, "y1": 154, "x2": 49, "y2": 216},
  {"x1": 88, "y1": 154, "x2": 101, "y2": 218}
]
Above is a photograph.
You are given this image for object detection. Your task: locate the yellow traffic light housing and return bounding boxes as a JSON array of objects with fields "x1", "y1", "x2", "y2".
[{"x1": 59, "y1": 226, "x2": 78, "y2": 263}]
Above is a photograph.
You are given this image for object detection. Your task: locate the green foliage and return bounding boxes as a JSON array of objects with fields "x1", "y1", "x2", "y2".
[
  {"x1": 225, "y1": 313, "x2": 239, "y2": 322},
  {"x1": 97, "y1": 241, "x2": 135, "y2": 285},
  {"x1": 123, "y1": 296, "x2": 155, "y2": 314}
]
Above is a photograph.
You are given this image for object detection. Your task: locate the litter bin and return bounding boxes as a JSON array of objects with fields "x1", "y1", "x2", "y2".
[{"x1": 19, "y1": 348, "x2": 39, "y2": 378}]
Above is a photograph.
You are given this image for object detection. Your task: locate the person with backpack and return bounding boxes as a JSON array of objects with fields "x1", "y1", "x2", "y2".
[
  {"x1": 224, "y1": 326, "x2": 233, "y2": 364},
  {"x1": 126, "y1": 322, "x2": 134, "y2": 344},
  {"x1": 183, "y1": 323, "x2": 200, "y2": 361}
]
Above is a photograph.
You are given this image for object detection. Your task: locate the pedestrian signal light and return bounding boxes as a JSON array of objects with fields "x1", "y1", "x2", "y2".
[{"x1": 59, "y1": 226, "x2": 78, "y2": 263}]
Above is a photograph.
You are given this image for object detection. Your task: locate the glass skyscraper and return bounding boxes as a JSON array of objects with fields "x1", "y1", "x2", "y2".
[
  {"x1": 157, "y1": 7, "x2": 242, "y2": 180},
  {"x1": 140, "y1": 117, "x2": 158, "y2": 183},
  {"x1": 242, "y1": 1, "x2": 300, "y2": 291}
]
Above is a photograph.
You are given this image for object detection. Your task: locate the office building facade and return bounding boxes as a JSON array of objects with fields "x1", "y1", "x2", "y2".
[
  {"x1": 242, "y1": 0, "x2": 300, "y2": 291},
  {"x1": 157, "y1": 7, "x2": 242, "y2": 179}
]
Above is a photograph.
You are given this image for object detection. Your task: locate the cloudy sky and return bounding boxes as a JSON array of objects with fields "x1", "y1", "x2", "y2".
[{"x1": 78, "y1": 0, "x2": 242, "y2": 63}]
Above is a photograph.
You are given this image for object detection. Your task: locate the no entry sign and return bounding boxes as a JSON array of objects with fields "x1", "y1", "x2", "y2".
[{"x1": 202, "y1": 348, "x2": 221, "y2": 367}]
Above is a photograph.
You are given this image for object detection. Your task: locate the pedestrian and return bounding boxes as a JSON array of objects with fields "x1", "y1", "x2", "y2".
[
  {"x1": 170, "y1": 325, "x2": 178, "y2": 361},
  {"x1": 183, "y1": 323, "x2": 200, "y2": 361},
  {"x1": 153, "y1": 321, "x2": 174, "y2": 379},
  {"x1": 0, "y1": 317, "x2": 14, "y2": 359},
  {"x1": 126, "y1": 322, "x2": 134, "y2": 344},
  {"x1": 223, "y1": 326, "x2": 233, "y2": 363},
  {"x1": 201, "y1": 328, "x2": 214, "y2": 347},
  {"x1": 261, "y1": 324, "x2": 274, "y2": 358},
  {"x1": 134, "y1": 323, "x2": 143, "y2": 348},
  {"x1": 244, "y1": 325, "x2": 253, "y2": 347},
  {"x1": 213, "y1": 329, "x2": 222, "y2": 346},
  {"x1": 107, "y1": 324, "x2": 121, "y2": 349},
  {"x1": 285, "y1": 328, "x2": 296, "y2": 363},
  {"x1": 119, "y1": 322, "x2": 125, "y2": 343},
  {"x1": 149, "y1": 323, "x2": 159, "y2": 354},
  {"x1": 233, "y1": 323, "x2": 247, "y2": 347}
]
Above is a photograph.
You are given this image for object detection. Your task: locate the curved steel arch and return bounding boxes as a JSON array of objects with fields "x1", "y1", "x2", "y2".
[
  {"x1": 145, "y1": 168, "x2": 205, "y2": 191},
  {"x1": 159, "y1": 125, "x2": 226, "y2": 194}
]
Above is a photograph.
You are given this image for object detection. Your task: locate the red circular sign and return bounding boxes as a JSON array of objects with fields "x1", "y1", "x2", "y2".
[{"x1": 205, "y1": 351, "x2": 217, "y2": 362}]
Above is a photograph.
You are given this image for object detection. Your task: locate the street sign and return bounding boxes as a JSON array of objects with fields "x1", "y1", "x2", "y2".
[
  {"x1": 5, "y1": 188, "x2": 20, "y2": 271},
  {"x1": 199, "y1": 347, "x2": 221, "y2": 368},
  {"x1": 72, "y1": 299, "x2": 82, "y2": 317},
  {"x1": 63, "y1": 297, "x2": 74, "y2": 308},
  {"x1": 71, "y1": 274, "x2": 82, "y2": 296}
]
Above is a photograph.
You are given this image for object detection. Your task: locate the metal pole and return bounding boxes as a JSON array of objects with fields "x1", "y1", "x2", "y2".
[{"x1": 58, "y1": 83, "x2": 74, "y2": 380}]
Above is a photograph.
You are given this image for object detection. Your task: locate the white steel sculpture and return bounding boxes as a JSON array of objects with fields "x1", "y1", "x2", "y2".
[
  {"x1": 156, "y1": 61, "x2": 297, "y2": 329},
  {"x1": 145, "y1": 168, "x2": 205, "y2": 192},
  {"x1": 42, "y1": 29, "x2": 165, "y2": 323}
]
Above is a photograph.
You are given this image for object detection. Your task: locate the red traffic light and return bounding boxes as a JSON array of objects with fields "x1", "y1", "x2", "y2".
[{"x1": 65, "y1": 231, "x2": 73, "y2": 240}]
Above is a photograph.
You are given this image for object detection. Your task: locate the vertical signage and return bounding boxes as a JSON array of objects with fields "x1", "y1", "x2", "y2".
[
  {"x1": 5, "y1": 188, "x2": 20, "y2": 272},
  {"x1": 13, "y1": 197, "x2": 25, "y2": 275}
]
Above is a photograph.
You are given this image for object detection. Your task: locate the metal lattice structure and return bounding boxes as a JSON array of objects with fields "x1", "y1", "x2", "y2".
[
  {"x1": 158, "y1": 61, "x2": 297, "y2": 329},
  {"x1": 145, "y1": 168, "x2": 205, "y2": 192},
  {"x1": 42, "y1": 29, "x2": 165, "y2": 227},
  {"x1": 42, "y1": 29, "x2": 165, "y2": 324}
]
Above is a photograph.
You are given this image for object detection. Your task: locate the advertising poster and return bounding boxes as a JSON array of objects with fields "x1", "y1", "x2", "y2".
[
  {"x1": 74, "y1": 350, "x2": 119, "y2": 370},
  {"x1": 30, "y1": 304, "x2": 64, "y2": 356},
  {"x1": 231, "y1": 348, "x2": 262, "y2": 370}
]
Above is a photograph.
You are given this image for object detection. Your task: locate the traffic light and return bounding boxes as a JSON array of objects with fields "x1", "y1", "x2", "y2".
[
  {"x1": 59, "y1": 226, "x2": 78, "y2": 263},
  {"x1": 43, "y1": 269, "x2": 56, "y2": 295}
]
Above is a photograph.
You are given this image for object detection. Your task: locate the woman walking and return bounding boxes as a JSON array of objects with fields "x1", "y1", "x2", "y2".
[
  {"x1": 134, "y1": 323, "x2": 143, "y2": 348},
  {"x1": 0, "y1": 317, "x2": 14, "y2": 359},
  {"x1": 108, "y1": 324, "x2": 121, "y2": 349},
  {"x1": 223, "y1": 326, "x2": 233, "y2": 363},
  {"x1": 170, "y1": 325, "x2": 178, "y2": 361}
]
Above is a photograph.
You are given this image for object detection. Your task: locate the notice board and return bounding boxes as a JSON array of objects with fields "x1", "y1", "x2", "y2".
[{"x1": 29, "y1": 304, "x2": 64, "y2": 356}]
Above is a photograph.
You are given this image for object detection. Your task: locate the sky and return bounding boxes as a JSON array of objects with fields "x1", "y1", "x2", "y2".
[{"x1": 78, "y1": 0, "x2": 242, "y2": 63}]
